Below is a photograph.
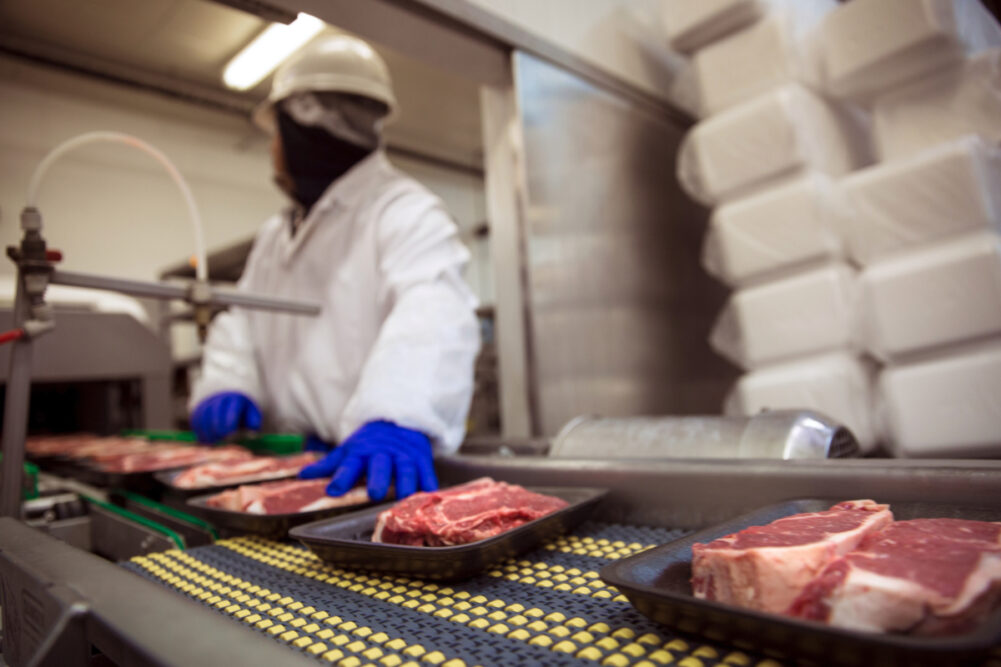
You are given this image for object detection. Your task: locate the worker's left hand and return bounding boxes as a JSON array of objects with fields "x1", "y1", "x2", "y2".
[{"x1": 298, "y1": 421, "x2": 437, "y2": 502}]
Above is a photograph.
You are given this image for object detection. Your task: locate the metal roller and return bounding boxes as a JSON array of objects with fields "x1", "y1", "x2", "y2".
[{"x1": 550, "y1": 410, "x2": 860, "y2": 460}]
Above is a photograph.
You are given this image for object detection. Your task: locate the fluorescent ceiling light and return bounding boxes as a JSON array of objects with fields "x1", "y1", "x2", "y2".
[{"x1": 223, "y1": 13, "x2": 324, "y2": 91}]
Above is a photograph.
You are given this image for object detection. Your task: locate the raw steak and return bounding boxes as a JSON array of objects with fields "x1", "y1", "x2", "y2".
[
  {"x1": 692, "y1": 500, "x2": 893, "y2": 613},
  {"x1": 172, "y1": 452, "x2": 318, "y2": 489},
  {"x1": 26, "y1": 434, "x2": 99, "y2": 456},
  {"x1": 788, "y1": 518, "x2": 1001, "y2": 635},
  {"x1": 86, "y1": 441, "x2": 188, "y2": 463},
  {"x1": 26, "y1": 435, "x2": 156, "y2": 459},
  {"x1": 204, "y1": 479, "x2": 370, "y2": 515},
  {"x1": 99, "y1": 445, "x2": 252, "y2": 473},
  {"x1": 372, "y1": 477, "x2": 569, "y2": 546}
]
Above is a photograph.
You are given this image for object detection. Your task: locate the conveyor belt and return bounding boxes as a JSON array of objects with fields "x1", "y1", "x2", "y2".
[{"x1": 122, "y1": 522, "x2": 787, "y2": 667}]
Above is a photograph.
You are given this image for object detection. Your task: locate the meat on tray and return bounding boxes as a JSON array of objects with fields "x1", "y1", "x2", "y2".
[
  {"x1": 372, "y1": 477, "x2": 569, "y2": 546},
  {"x1": 788, "y1": 518, "x2": 1001, "y2": 635},
  {"x1": 204, "y1": 479, "x2": 370, "y2": 515},
  {"x1": 692, "y1": 500, "x2": 893, "y2": 614},
  {"x1": 86, "y1": 441, "x2": 189, "y2": 463},
  {"x1": 26, "y1": 435, "x2": 152, "y2": 458},
  {"x1": 98, "y1": 445, "x2": 253, "y2": 473},
  {"x1": 25, "y1": 434, "x2": 94, "y2": 456},
  {"x1": 691, "y1": 501, "x2": 1001, "y2": 636},
  {"x1": 172, "y1": 452, "x2": 319, "y2": 489}
]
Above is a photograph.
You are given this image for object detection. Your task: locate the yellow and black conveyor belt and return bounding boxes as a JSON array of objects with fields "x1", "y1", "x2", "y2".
[
  {"x1": 123, "y1": 523, "x2": 748, "y2": 667},
  {"x1": 6, "y1": 457, "x2": 1001, "y2": 666},
  {"x1": 123, "y1": 455, "x2": 1001, "y2": 667}
]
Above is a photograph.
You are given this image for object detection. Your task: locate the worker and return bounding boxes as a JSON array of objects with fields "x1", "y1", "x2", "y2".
[{"x1": 188, "y1": 35, "x2": 480, "y2": 502}]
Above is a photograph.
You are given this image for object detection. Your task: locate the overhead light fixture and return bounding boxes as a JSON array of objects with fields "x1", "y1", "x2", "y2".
[{"x1": 222, "y1": 13, "x2": 324, "y2": 91}]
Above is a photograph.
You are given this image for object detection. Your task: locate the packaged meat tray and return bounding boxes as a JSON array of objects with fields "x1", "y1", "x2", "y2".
[
  {"x1": 290, "y1": 484, "x2": 607, "y2": 581},
  {"x1": 154, "y1": 452, "x2": 319, "y2": 499},
  {"x1": 186, "y1": 479, "x2": 373, "y2": 539},
  {"x1": 601, "y1": 499, "x2": 1001, "y2": 667}
]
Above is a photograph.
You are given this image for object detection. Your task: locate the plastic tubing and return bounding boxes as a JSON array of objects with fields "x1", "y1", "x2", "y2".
[
  {"x1": 26, "y1": 131, "x2": 208, "y2": 282},
  {"x1": 0, "y1": 329, "x2": 25, "y2": 345}
]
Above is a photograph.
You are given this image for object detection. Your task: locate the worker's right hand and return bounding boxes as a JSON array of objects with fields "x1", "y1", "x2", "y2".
[{"x1": 190, "y1": 392, "x2": 261, "y2": 443}]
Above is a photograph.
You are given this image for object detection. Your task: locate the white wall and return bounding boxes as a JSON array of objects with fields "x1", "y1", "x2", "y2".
[
  {"x1": 0, "y1": 57, "x2": 280, "y2": 283},
  {"x1": 0, "y1": 55, "x2": 489, "y2": 353}
]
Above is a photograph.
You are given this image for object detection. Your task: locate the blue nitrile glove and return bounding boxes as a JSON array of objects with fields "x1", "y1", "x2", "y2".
[
  {"x1": 298, "y1": 420, "x2": 437, "y2": 502},
  {"x1": 190, "y1": 392, "x2": 262, "y2": 443}
]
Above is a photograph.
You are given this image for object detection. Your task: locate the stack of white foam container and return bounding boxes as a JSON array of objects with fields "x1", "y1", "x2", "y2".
[
  {"x1": 664, "y1": 0, "x2": 880, "y2": 452},
  {"x1": 809, "y1": 0, "x2": 1001, "y2": 457},
  {"x1": 666, "y1": 0, "x2": 1001, "y2": 457}
]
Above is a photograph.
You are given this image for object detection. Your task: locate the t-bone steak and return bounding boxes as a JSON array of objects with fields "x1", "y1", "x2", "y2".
[
  {"x1": 204, "y1": 479, "x2": 370, "y2": 515},
  {"x1": 788, "y1": 518, "x2": 1001, "y2": 635},
  {"x1": 372, "y1": 477, "x2": 569, "y2": 546},
  {"x1": 692, "y1": 500, "x2": 893, "y2": 613}
]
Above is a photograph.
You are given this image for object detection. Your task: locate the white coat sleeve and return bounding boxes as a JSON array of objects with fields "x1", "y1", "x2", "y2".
[
  {"x1": 338, "y1": 194, "x2": 481, "y2": 454},
  {"x1": 187, "y1": 228, "x2": 271, "y2": 413}
]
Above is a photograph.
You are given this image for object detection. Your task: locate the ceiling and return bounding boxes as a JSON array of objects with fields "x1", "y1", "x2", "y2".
[{"x1": 0, "y1": 0, "x2": 485, "y2": 170}]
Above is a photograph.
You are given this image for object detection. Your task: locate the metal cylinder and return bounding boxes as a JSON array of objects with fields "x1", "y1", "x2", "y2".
[{"x1": 549, "y1": 411, "x2": 860, "y2": 460}]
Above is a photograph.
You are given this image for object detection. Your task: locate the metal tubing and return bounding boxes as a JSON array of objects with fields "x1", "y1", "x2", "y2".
[
  {"x1": 50, "y1": 269, "x2": 320, "y2": 315},
  {"x1": 0, "y1": 274, "x2": 33, "y2": 517},
  {"x1": 208, "y1": 285, "x2": 320, "y2": 315},
  {"x1": 50, "y1": 269, "x2": 185, "y2": 300}
]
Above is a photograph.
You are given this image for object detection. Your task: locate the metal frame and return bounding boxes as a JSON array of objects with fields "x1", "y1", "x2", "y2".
[
  {"x1": 480, "y1": 83, "x2": 534, "y2": 438},
  {"x1": 0, "y1": 518, "x2": 316, "y2": 667},
  {"x1": 403, "y1": 0, "x2": 691, "y2": 122}
]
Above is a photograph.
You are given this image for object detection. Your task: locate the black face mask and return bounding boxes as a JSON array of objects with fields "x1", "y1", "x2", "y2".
[{"x1": 276, "y1": 110, "x2": 373, "y2": 213}]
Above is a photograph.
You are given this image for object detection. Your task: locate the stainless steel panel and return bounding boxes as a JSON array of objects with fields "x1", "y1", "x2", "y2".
[
  {"x1": 438, "y1": 455, "x2": 1001, "y2": 530},
  {"x1": 0, "y1": 309, "x2": 172, "y2": 429},
  {"x1": 89, "y1": 504, "x2": 177, "y2": 561},
  {"x1": 512, "y1": 52, "x2": 735, "y2": 435}
]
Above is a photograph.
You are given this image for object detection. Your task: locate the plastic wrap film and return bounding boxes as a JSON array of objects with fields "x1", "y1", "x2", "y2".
[
  {"x1": 689, "y1": 2, "x2": 836, "y2": 117},
  {"x1": 878, "y1": 340, "x2": 1001, "y2": 458},
  {"x1": 840, "y1": 135, "x2": 1001, "y2": 265},
  {"x1": 661, "y1": 0, "x2": 766, "y2": 54},
  {"x1": 812, "y1": 0, "x2": 1001, "y2": 101},
  {"x1": 676, "y1": 83, "x2": 871, "y2": 207},
  {"x1": 709, "y1": 263, "x2": 859, "y2": 370},
  {"x1": 723, "y1": 351, "x2": 878, "y2": 453},
  {"x1": 702, "y1": 173, "x2": 845, "y2": 288},
  {"x1": 872, "y1": 48, "x2": 1001, "y2": 161},
  {"x1": 860, "y1": 232, "x2": 1001, "y2": 362}
]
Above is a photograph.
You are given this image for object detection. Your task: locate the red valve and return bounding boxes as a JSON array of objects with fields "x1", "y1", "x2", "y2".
[
  {"x1": 0, "y1": 329, "x2": 25, "y2": 345},
  {"x1": 46, "y1": 249, "x2": 63, "y2": 262}
]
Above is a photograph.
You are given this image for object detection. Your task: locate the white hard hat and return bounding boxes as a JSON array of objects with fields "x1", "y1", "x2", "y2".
[{"x1": 254, "y1": 34, "x2": 397, "y2": 132}]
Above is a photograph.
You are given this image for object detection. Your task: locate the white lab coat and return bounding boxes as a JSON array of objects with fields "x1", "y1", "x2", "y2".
[{"x1": 190, "y1": 150, "x2": 480, "y2": 454}]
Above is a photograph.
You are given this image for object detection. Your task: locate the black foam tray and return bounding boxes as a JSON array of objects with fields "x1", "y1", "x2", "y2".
[
  {"x1": 290, "y1": 486, "x2": 607, "y2": 581},
  {"x1": 601, "y1": 499, "x2": 1001, "y2": 667}
]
